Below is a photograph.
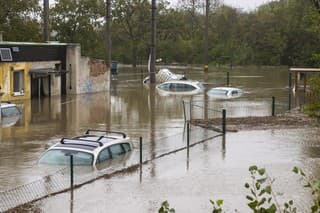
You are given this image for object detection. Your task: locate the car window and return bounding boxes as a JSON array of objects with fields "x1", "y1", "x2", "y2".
[
  {"x1": 39, "y1": 149, "x2": 93, "y2": 165},
  {"x1": 210, "y1": 89, "x2": 228, "y2": 95},
  {"x1": 1, "y1": 106, "x2": 20, "y2": 117},
  {"x1": 170, "y1": 83, "x2": 196, "y2": 91},
  {"x1": 122, "y1": 143, "x2": 131, "y2": 152},
  {"x1": 110, "y1": 144, "x2": 124, "y2": 157},
  {"x1": 158, "y1": 83, "x2": 171, "y2": 91},
  {"x1": 97, "y1": 148, "x2": 111, "y2": 163},
  {"x1": 231, "y1": 90, "x2": 238, "y2": 95}
]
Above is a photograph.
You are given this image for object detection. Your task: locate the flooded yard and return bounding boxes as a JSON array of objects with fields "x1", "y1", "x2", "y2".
[{"x1": 0, "y1": 66, "x2": 319, "y2": 212}]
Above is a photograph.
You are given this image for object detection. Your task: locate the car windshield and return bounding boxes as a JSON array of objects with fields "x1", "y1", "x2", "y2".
[
  {"x1": 209, "y1": 89, "x2": 228, "y2": 95},
  {"x1": 159, "y1": 83, "x2": 197, "y2": 91},
  {"x1": 39, "y1": 149, "x2": 93, "y2": 166},
  {"x1": 197, "y1": 83, "x2": 205, "y2": 90},
  {"x1": 1, "y1": 106, "x2": 20, "y2": 117}
]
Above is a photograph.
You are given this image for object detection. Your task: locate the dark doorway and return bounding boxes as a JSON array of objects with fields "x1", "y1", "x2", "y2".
[{"x1": 30, "y1": 76, "x2": 51, "y2": 98}]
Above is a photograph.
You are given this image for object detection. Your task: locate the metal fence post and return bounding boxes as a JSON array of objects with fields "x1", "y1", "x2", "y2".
[
  {"x1": 187, "y1": 122, "x2": 190, "y2": 147},
  {"x1": 222, "y1": 109, "x2": 226, "y2": 135},
  {"x1": 288, "y1": 72, "x2": 292, "y2": 111},
  {"x1": 70, "y1": 155, "x2": 74, "y2": 190},
  {"x1": 227, "y1": 71, "x2": 230, "y2": 86},
  {"x1": 139, "y1": 137, "x2": 142, "y2": 165},
  {"x1": 189, "y1": 101, "x2": 192, "y2": 122},
  {"x1": 182, "y1": 100, "x2": 186, "y2": 122},
  {"x1": 272, "y1": 96, "x2": 275, "y2": 116}
]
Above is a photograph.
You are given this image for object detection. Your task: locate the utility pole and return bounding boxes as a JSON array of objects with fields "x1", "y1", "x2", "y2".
[
  {"x1": 43, "y1": 0, "x2": 49, "y2": 41},
  {"x1": 150, "y1": 0, "x2": 156, "y2": 84},
  {"x1": 204, "y1": 0, "x2": 209, "y2": 72},
  {"x1": 105, "y1": 0, "x2": 111, "y2": 68}
]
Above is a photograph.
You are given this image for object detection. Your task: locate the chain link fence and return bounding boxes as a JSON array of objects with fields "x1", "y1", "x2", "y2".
[{"x1": 0, "y1": 127, "x2": 221, "y2": 212}]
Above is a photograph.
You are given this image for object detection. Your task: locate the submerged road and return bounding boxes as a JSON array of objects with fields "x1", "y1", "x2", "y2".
[{"x1": 33, "y1": 128, "x2": 318, "y2": 212}]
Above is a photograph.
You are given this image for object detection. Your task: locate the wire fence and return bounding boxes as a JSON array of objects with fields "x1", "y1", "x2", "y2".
[
  {"x1": 0, "y1": 127, "x2": 221, "y2": 212},
  {"x1": 185, "y1": 96, "x2": 289, "y2": 120},
  {"x1": 0, "y1": 167, "x2": 69, "y2": 212}
]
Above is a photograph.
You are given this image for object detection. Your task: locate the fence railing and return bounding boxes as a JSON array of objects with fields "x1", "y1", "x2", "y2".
[{"x1": 0, "y1": 127, "x2": 222, "y2": 212}]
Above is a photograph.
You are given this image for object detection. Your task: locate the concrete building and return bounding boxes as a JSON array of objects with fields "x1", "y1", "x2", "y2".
[{"x1": 0, "y1": 42, "x2": 110, "y2": 102}]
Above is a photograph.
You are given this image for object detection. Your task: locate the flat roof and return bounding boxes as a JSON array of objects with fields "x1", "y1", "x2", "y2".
[
  {"x1": 290, "y1": 68, "x2": 320, "y2": 72},
  {"x1": 0, "y1": 41, "x2": 79, "y2": 46}
]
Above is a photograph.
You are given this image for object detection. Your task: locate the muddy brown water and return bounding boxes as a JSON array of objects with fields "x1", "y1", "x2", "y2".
[{"x1": 0, "y1": 66, "x2": 319, "y2": 212}]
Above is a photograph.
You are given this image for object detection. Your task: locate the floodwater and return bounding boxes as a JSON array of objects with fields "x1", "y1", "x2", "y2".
[{"x1": 0, "y1": 66, "x2": 319, "y2": 212}]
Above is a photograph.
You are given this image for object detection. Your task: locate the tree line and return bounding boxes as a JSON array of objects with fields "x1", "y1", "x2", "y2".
[{"x1": 1, "y1": 0, "x2": 320, "y2": 67}]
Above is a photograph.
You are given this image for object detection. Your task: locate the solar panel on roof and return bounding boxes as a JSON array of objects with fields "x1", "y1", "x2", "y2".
[{"x1": 0, "y1": 48, "x2": 13, "y2": 61}]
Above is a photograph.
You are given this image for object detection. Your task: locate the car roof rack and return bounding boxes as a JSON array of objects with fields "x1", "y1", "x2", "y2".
[
  {"x1": 85, "y1": 129, "x2": 126, "y2": 138},
  {"x1": 60, "y1": 138, "x2": 103, "y2": 147}
]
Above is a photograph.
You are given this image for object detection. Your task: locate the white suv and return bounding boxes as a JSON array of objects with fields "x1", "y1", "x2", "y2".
[{"x1": 39, "y1": 129, "x2": 132, "y2": 166}]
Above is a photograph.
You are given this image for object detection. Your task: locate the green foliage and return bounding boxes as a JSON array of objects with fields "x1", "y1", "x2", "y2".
[
  {"x1": 51, "y1": 0, "x2": 105, "y2": 58},
  {"x1": 245, "y1": 165, "x2": 279, "y2": 213},
  {"x1": 304, "y1": 74, "x2": 320, "y2": 117},
  {"x1": 0, "y1": 0, "x2": 42, "y2": 41},
  {"x1": 2, "y1": 0, "x2": 320, "y2": 66},
  {"x1": 158, "y1": 201, "x2": 175, "y2": 213},
  {"x1": 293, "y1": 166, "x2": 320, "y2": 213},
  {"x1": 210, "y1": 199, "x2": 224, "y2": 213},
  {"x1": 160, "y1": 165, "x2": 316, "y2": 213}
]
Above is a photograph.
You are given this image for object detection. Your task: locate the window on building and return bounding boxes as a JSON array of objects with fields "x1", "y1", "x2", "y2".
[{"x1": 13, "y1": 70, "x2": 24, "y2": 94}]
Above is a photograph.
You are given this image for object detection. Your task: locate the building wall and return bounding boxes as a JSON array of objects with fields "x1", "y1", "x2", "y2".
[
  {"x1": 32, "y1": 61, "x2": 61, "y2": 97},
  {"x1": 66, "y1": 44, "x2": 110, "y2": 95},
  {"x1": 79, "y1": 57, "x2": 109, "y2": 94},
  {"x1": 0, "y1": 62, "x2": 31, "y2": 101}
]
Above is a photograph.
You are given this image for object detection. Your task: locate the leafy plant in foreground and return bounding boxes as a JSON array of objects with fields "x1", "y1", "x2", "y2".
[
  {"x1": 210, "y1": 199, "x2": 224, "y2": 213},
  {"x1": 158, "y1": 200, "x2": 175, "y2": 213},
  {"x1": 293, "y1": 166, "x2": 320, "y2": 213},
  {"x1": 244, "y1": 165, "x2": 278, "y2": 212}
]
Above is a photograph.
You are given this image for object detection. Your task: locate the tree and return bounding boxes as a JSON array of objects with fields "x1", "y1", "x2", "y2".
[
  {"x1": 112, "y1": 0, "x2": 151, "y2": 67},
  {"x1": 0, "y1": 0, "x2": 41, "y2": 41},
  {"x1": 311, "y1": 0, "x2": 320, "y2": 13},
  {"x1": 51, "y1": 0, "x2": 105, "y2": 57}
]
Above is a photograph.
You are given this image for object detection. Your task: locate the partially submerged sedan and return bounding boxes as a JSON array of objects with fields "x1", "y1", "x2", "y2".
[
  {"x1": 38, "y1": 129, "x2": 132, "y2": 166},
  {"x1": 156, "y1": 80, "x2": 204, "y2": 96},
  {"x1": 207, "y1": 87, "x2": 243, "y2": 99}
]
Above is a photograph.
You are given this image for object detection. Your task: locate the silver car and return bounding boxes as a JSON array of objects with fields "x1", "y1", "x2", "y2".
[{"x1": 38, "y1": 129, "x2": 132, "y2": 166}]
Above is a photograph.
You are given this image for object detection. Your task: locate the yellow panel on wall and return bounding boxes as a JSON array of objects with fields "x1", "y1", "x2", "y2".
[{"x1": 1, "y1": 62, "x2": 31, "y2": 102}]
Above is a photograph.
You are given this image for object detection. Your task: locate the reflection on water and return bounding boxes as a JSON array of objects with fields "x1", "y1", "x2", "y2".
[{"x1": 0, "y1": 66, "x2": 316, "y2": 194}]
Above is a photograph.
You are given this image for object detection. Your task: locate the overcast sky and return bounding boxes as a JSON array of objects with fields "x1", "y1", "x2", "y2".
[
  {"x1": 49, "y1": 0, "x2": 271, "y2": 11},
  {"x1": 222, "y1": 0, "x2": 271, "y2": 10},
  {"x1": 169, "y1": 0, "x2": 272, "y2": 11}
]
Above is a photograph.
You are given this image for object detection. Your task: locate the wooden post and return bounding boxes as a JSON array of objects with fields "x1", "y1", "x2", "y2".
[
  {"x1": 105, "y1": 0, "x2": 111, "y2": 68},
  {"x1": 43, "y1": 0, "x2": 49, "y2": 41},
  {"x1": 150, "y1": 0, "x2": 156, "y2": 83},
  {"x1": 204, "y1": 0, "x2": 209, "y2": 72}
]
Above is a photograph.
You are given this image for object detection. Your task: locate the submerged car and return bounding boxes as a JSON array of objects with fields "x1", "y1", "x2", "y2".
[
  {"x1": 156, "y1": 80, "x2": 204, "y2": 96},
  {"x1": 207, "y1": 87, "x2": 243, "y2": 99},
  {"x1": 38, "y1": 129, "x2": 132, "y2": 166},
  {"x1": 143, "y1": 68, "x2": 187, "y2": 84},
  {"x1": 1, "y1": 102, "x2": 21, "y2": 127}
]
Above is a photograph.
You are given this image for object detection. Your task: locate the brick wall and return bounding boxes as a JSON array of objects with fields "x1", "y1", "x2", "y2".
[{"x1": 89, "y1": 59, "x2": 108, "y2": 77}]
